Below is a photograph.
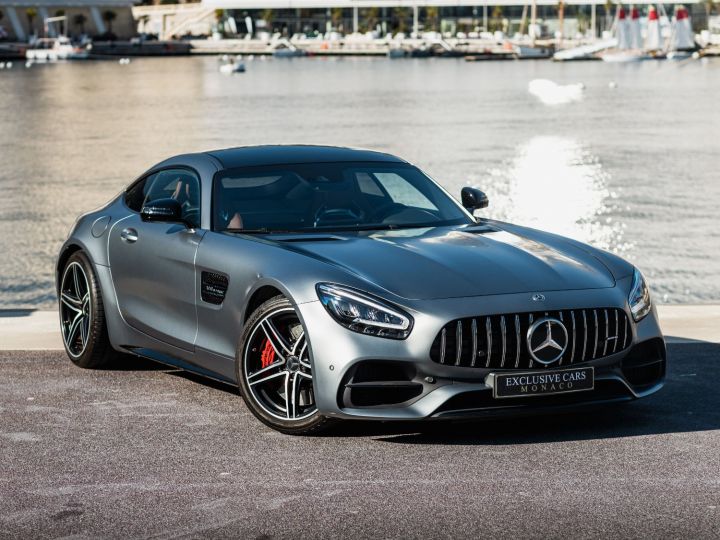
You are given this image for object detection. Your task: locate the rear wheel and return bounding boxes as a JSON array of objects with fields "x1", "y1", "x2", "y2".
[
  {"x1": 237, "y1": 296, "x2": 334, "y2": 435},
  {"x1": 59, "y1": 251, "x2": 118, "y2": 368}
]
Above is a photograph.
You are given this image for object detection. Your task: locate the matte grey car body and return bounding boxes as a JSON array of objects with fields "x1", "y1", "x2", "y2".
[{"x1": 57, "y1": 146, "x2": 665, "y2": 431}]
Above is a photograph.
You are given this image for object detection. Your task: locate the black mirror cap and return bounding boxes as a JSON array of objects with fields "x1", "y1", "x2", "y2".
[
  {"x1": 141, "y1": 198, "x2": 186, "y2": 225},
  {"x1": 461, "y1": 187, "x2": 489, "y2": 211}
]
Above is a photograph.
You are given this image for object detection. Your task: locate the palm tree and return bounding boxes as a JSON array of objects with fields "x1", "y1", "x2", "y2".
[
  {"x1": 705, "y1": 0, "x2": 715, "y2": 29},
  {"x1": 363, "y1": 7, "x2": 379, "y2": 32},
  {"x1": 102, "y1": 10, "x2": 117, "y2": 34},
  {"x1": 425, "y1": 6, "x2": 439, "y2": 31},
  {"x1": 490, "y1": 5, "x2": 503, "y2": 32},
  {"x1": 604, "y1": 0, "x2": 614, "y2": 32},
  {"x1": 260, "y1": 9, "x2": 273, "y2": 31},
  {"x1": 330, "y1": 7, "x2": 343, "y2": 31},
  {"x1": 392, "y1": 6, "x2": 410, "y2": 32},
  {"x1": 26, "y1": 7, "x2": 37, "y2": 35}
]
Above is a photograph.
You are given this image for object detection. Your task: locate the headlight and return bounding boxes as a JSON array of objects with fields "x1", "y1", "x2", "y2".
[
  {"x1": 316, "y1": 283, "x2": 413, "y2": 339},
  {"x1": 628, "y1": 268, "x2": 652, "y2": 322}
]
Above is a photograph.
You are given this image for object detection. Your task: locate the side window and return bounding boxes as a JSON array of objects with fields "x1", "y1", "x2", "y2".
[
  {"x1": 373, "y1": 173, "x2": 437, "y2": 211},
  {"x1": 125, "y1": 169, "x2": 201, "y2": 228},
  {"x1": 124, "y1": 174, "x2": 155, "y2": 212}
]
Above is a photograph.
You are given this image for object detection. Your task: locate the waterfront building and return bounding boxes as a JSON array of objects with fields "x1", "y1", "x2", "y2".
[
  {"x1": 0, "y1": 0, "x2": 135, "y2": 40},
  {"x1": 133, "y1": 0, "x2": 705, "y2": 42}
]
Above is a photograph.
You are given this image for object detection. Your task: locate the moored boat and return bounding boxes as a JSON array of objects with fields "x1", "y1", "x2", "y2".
[{"x1": 25, "y1": 37, "x2": 88, "y2": 61}]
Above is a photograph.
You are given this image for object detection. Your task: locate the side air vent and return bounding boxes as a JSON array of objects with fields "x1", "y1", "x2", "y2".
[{"x1": 201, "y1": 271, "x2": 229, "y2": 305}]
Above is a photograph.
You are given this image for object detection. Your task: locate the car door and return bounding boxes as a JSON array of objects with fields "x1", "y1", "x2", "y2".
[{"x1": 108, "y1": 168, "x2": 204, "y2": 352}]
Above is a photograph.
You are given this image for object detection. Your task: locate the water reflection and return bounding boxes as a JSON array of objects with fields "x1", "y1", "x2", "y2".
[{"x1": 485, "y1": 136, "x2": 628, "y2": 255}]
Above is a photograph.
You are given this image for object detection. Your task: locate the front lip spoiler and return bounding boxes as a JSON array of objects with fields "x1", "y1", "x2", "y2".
[
  {"x1": 430, "y1": 379, "x2": 664, "y2": 419},
  {"x1": 333, "y1": 375, "x2": 664, "y2": 421}
]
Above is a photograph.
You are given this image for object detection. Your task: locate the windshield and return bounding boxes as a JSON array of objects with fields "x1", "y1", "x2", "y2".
[{"x1": 213, "y1": 161, "x2": 472, "y2": 233}]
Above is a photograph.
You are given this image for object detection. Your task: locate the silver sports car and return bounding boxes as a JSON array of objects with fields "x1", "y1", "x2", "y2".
[{"x1": 57, "y1": 145, "x2": 665, "y2": 434}]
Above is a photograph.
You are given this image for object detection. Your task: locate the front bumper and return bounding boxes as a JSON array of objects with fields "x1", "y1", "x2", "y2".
[{"x1": 297, "y1": 285, "x2": 665, "y2": 421}]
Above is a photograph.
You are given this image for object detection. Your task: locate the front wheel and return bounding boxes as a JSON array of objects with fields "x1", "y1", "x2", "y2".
[{"x1": 237, "y1": 296, "x2": 334, "y2": 435}]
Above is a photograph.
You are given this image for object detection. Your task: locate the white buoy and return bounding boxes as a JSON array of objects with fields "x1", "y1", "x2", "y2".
[
  {"x1": 6, "y1": 62, "x2": 12, "y2": 69},
  {"x1": 25, "y1": 61, "x2": 32, "y2": 68},
  {"x1": 609, "y1": 81, "x2": 618, "y2": 89},
  {"x1": 0, "y1": 62, "x2": 5, "y2": 70}
]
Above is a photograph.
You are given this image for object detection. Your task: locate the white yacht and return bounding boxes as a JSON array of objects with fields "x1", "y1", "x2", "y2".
[{"x1": 25, "y1": 37, "x2": 89, "y2": 62}]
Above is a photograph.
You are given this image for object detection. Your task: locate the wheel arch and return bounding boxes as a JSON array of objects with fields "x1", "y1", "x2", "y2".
[
  {"x1": 243, "y1": 284, "x2": 287, "y2": 323},
  {"x1": 56, "y1": 243, "x2": 84, "y2": 293}
]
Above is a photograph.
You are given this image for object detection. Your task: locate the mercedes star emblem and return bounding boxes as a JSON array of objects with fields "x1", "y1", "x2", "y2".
[{"x1": 526, "y1": 317, "x2": 568, "y2": 365}]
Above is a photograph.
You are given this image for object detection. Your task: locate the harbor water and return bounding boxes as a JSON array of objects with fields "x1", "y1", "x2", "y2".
[{"x1": 0, "y1": 56, "x2": 718, "y2": 308}]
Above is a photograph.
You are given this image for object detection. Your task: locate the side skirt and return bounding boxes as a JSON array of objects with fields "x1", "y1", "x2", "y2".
[{"x1": 123, "y1": 346, "x2": 237, "y2": 388}]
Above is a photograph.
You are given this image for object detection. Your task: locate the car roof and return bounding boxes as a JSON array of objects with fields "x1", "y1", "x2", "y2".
[{"x1": 205, "y1": 145, "x2": 406, "y2": 169}]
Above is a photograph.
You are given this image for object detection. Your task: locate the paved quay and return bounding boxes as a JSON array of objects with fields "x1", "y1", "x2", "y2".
[
  {"x1": 1, "y1": 305, "x2": 719, "y2": 350},
  {"x1": 0, "y1": 343, "x2": 719, "y2": 538}
]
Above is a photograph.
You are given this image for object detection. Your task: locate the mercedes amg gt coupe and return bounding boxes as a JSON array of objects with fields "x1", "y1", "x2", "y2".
[{"x1": 57, "y1": 145, "x2": 666, "y2": 434}]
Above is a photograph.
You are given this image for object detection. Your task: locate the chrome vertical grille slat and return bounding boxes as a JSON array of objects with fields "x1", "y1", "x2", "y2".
[
  {"x1": 514, "y1": 315, "x2": 521, "y2": 368},
  {"x1": 582, "y1": 310, "x2": 588, "y2": 361},
  {"x1": 613, "y1": 310, "x2": 619, "y2": 353},
  {"x1": 499, "y1": 316, "x2": 507, "y2": 368},
  {"x1": 471, "y1": 319, "x2": 478, "y2": 367},
  {"x1": 439, "y1": 328, "x2": 446, "y2": 364},
  {"x1": 528, "y1": 314, "x2": 534, "y2": 368},
  {"x1": 603, "y1": 309, "x2": 609, "y2": 357},
  {"x1": 570, "y1": 311, "x2": 576, "y2": 364},
  {"x1": 623, "y1": 315, "x2": 630, "y2": 349},
  {"x1": 485, "y1": 317, "x2": 492, "y2": 368},
  {"x1": 429, "y1": 308, "x2": 631, "y2": 370},
  {"x1": 455, "y1": 321, "x2": 463, "y2": 366},
  {"x1": 558, "y1": 311, "x2": 564, "y2": 365},
  {"x1": 593, "y1": 309, "x2": 599, "y2": 359}
]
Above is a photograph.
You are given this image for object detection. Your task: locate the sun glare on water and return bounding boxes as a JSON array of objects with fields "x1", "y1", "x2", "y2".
[{"x1": 485, "y1": 136, "x2": 627, "y2": 254}]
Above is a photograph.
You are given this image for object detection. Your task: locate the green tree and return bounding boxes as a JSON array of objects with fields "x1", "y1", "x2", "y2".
[
  {"x1": 489, "y1": 5, "x2": 503, "y2": 32},
  {"x1": 425, "y1": 6, "x2": 439, "y2": 31},
  {"x1": 363, "y1": 7, "x2": 379, "y2": 32},
  {"x1": 330, "y1": 7, "x2": 343, "y2": 30},
  {"x1": 260, "y1": 8, "x2": 274, "y2": 30},
  {"x1": 604, "y1": 0, "x2": 614, "y2": 30},
  {"x1": 26, "y1": 7, "x2": 37, "y2": 34},
  {"x1": 705, "y1": 0, "x2": 715, "y2": 28},
  {"x1": 102, "y1": 10, "x2": 117, "y2": 33},
  {"x1": 392, "y1": 6, "x2": 410, "y2": 32}
]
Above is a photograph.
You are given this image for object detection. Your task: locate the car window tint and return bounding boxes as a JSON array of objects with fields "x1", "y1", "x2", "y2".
[
  {"x1": 125, "y1": 174, "x2": 155, "y2": 212},
  {"x1": 144, "y1": 169, "x2": 201, "y2": 228},
  {"x1": 213, "y1": 162, "x2": 469, "y2": 232},
  {"x1": 355, "y1": 173, "x2": 384, "y2": 197},
  {"x1": 373, "y1": 173, "x2": 437, "y2": 211}
]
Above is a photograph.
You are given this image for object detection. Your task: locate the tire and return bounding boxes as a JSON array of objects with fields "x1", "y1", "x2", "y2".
[
  {"x1": 237, "y1": 296, "x2": 335, "y2": 435},
  {"x1": 58, "y1": 251, "x2": 119, "y2": 369}
]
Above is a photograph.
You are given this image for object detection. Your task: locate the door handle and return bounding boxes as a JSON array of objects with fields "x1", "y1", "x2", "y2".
[{"x1": 120, "y1": 228, "x2": 138, "y2": 243}]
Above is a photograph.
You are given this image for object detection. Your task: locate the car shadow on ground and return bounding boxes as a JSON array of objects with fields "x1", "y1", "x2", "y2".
[{"x1": 122, "y1": 341, "x2": 720, "y2": 444}]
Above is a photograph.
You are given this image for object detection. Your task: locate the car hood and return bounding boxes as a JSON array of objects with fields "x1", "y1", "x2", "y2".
[{"x1": 269, "y1": 224, "x2": 617, "y2": 301}]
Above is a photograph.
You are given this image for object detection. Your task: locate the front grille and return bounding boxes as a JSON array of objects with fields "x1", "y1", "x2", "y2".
[{"x1": 430, "y1": 308, "x2": 631, "y2": 370}]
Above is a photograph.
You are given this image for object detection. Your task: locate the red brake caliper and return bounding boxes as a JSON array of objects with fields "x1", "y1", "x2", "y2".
[{"x1": 260, "y1": 339, "x2": 276, "y2": 368}]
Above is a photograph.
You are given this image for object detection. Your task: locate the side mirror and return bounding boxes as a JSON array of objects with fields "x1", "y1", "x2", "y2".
[
  {"x1": 141, "y1": 198, "x2": 188, "y2": 227},
  {"x1": 461, "y1": 187, "x2": 489, "y2": 212}
]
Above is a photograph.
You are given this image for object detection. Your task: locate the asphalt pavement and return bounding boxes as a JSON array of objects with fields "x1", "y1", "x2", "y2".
[{"x1": 1, "y1": 343, "x2": 719, "y2": 539}]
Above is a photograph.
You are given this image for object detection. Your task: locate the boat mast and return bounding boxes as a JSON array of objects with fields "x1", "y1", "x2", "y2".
[{"x1": 530, "y1": 0, "x2": 537, "y2": 45}]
